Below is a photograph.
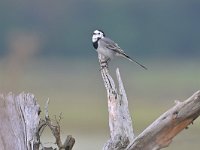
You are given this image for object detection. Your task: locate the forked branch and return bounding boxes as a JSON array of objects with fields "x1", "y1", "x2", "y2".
[
  {"x1": 100, "y1": 62, "x2": 200, "y2": 150},
  {"x1": 0, "y1": 93, "x2": 75, "y2": 150},
  {"x1": 38, "y1": 99, "x2": 75, "y2": 150},
  {"x1": 100, "y1": 66, "x2": 134, "y2": 150}
]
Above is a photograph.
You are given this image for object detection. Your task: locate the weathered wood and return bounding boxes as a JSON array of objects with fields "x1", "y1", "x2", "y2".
[
  {"x1": 101, "y1": 67, "x2": 134, "y2": 150},
  {"x1": 126, "y1": 90, "x2": 200, "y2": 150},
  {"x1": 99, "y1": 57, "x2": 200, "y2": 150},
  {"x1": 0, "y1": 93, "x2": 75, "y2": 150},
  {"x1": 0, "y1": 93, "x2": 40, "y2": 150},
  {"x1": 41, "y1": 99, "x2": 75, "y2": 150},
  {"x1": 63, "y1": 135, "x2": 75, "y2": 150}
]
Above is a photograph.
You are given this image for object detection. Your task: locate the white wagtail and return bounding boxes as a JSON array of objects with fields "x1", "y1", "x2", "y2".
[{"x1": 92, "y1": 29, "x2": 147, "y2": 70}]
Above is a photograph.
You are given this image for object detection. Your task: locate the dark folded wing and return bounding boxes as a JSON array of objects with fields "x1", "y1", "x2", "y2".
[
  {"x1": 100, "y1": 37, "x2": 148, "y2": 70},
  {"x1": 100, "y1": 37, "x2": 125, "y2": 55}
]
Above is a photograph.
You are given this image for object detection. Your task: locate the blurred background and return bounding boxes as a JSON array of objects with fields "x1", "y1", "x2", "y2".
[{"x1": 0, "y1": 0, "x2": 200, "y2": 149}]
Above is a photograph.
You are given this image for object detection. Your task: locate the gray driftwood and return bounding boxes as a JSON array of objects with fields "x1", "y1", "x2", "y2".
[
  {"x1": 101, "y1": 67, "x2": 134, "y2": 150},
  {"x1": 126, "y1": 90, "x2": 200, "y2": 150},
  {"x1": 0, "y1": 63, "x2": 199, "y2": 150},
  {"x1": 0, "y1": 93, "x2": 40, "y2": 150},
  {"x1": 100, "y1": 64, "x2": 200, "y2": 150},
  {"x1": 0, "y1": 93, "x2": 75, "y2": 150}
]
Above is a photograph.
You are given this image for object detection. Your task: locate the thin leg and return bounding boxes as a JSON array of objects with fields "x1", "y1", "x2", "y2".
[{"x1": 99, "y1": 58, "x2": 110, "y2": 70}]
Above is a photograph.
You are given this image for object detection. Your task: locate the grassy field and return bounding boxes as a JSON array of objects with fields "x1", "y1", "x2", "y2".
[{"x1": 0, "y1": 57, "x2": 199, "y2": 150}]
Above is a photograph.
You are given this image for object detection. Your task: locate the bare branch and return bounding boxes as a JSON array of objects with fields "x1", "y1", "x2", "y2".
[
  {"x1": 126, "y1": 90, "x2": 200, "y2": 150},
  {"x1": 45, "y1": 98, "x2": 50, "y2": 119},
  {"x1": 101, "y1": 67, "x2": 134, "y2": 150},
  {"x1": 99, "y1": 59, "x2": 200, "y2": 150},
  {"x1": 39, "y1": 99, "x2": 75, "y2": 150},
  {"x1": 0, "y1": 92, "x2": 75, "y2": 150},
  {"x1": 63, "y1": 135, "x2": 75, "y2": 150},
  {"x1": 116, "y1": 68, "x2": 134, "y2": 142}
]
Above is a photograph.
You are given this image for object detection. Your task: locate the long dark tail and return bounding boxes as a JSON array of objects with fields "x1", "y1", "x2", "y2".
[{"x1": 122, "y1": 53, "x2": 147, "y2": 70}]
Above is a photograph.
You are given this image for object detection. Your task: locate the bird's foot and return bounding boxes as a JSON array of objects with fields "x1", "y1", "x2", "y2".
[{"x1": 99, "y1": 61, "x2": 108, "y2": 71}]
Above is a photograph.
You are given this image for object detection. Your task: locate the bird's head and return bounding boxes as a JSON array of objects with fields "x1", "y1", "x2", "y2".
[{"x1": 92, "y1": 29, "x2": 105, "y2": 43}]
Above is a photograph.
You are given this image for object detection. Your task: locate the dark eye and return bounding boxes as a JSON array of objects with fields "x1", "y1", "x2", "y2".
[{"x1": 98, "y1": 33, "x2": 100, "y2": 35}]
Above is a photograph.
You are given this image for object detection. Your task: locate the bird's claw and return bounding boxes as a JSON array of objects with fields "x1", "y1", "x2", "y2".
[{"x1": 99, "y1": 61, "x2": 108, "y2": 71}]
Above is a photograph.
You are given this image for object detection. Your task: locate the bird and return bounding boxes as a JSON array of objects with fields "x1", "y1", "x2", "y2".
[{"x1": 92, "y1": 29, "x2": 147, "y2": 70}]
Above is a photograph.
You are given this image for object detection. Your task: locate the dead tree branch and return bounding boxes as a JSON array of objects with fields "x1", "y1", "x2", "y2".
[
  {"x1": 0, "y1": 93, "x2": 75, "y2": 150},
  {"x1": 100, "y1": 67, "x2": 134, "y2": 150},
  {"x1": 126, "y1": 90, "x2": 200, "y2": 150},
  {"x1": 39, "y1": 99, "x2": 75, "y2": 150},
  {"x1": 100, "y1": 63, "x2": 200, "y2": 150}
]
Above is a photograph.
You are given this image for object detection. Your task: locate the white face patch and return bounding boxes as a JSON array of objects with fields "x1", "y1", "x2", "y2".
[{"x1": 92, "y1": 30, "x2": 105, "y2": 42}]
